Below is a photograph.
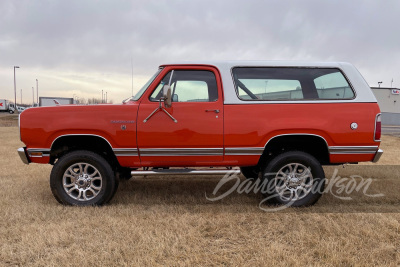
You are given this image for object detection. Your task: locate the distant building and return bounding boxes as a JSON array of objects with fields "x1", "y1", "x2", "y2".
[{"x1": 371, "y1": 87, "x2": 400, "y2": 125}]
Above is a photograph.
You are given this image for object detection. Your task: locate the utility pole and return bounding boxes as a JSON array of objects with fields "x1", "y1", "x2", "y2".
[
  {"x1": 36, "y1": 79, "x2": 38, "y2": 104},
  {"x1": 14, "y1": 66, "x2": 20, "y2": 114},
  {"x1": 32, "y1": 87, "x2": 34, "y2": 106}
]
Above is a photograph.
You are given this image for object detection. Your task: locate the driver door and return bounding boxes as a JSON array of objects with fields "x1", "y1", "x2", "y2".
[{"x1": 137, "y1": 66, "x2": 224, "y2": 166}]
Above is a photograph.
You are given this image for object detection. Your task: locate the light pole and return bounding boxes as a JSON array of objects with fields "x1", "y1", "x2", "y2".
[
  {"x1": 36, "y1": 79, "x2": 38, "y2": 104},
  {"x1": 32, "y1": 87, "x2": 35, "y2": 106},
  {"x1": 20, "y1": 89, "x2": 22, "y2": 105},
  {"x1": 14, "y1": 66, "x2": 20, "y2": 113},
  {"x1": 106, "y1": 92, "x2": 107, "y2": 103},
  {"x1": 101, "y1": 89, "x2": 103, "y2": 103},
  {"x1": 378, "y1": 81, "x2": 382, "y2": 88}
]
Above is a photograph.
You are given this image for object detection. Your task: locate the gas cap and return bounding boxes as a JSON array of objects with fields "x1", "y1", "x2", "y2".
[{"x1": 350, "y1": 122, "x2": 358, "y2": 130}]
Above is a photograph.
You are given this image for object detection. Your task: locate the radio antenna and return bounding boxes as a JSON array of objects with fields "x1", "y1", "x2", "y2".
[{"x1": 131, "y1": 57, "x2": 134, "y2": 96}]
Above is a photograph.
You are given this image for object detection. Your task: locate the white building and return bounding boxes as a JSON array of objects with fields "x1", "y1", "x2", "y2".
[{"x1": 371, "y1": 87, "x2": 400, "y2": 125}]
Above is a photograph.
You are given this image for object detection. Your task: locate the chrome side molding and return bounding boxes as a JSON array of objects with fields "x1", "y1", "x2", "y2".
[
  {"x1": 139, "y1": 148, "x2": 223, "y2": 156},
  {"x1": 113, "y1": 148, "x2": 138, "y2": 157},
  {"x1": 225, "y1": 147, "x2": 264, "y2": 156},
  {"x1": 329, "y1": 146, "x2": 378, "y2": 154}
]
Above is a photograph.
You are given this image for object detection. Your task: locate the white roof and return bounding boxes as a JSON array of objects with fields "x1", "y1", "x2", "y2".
[
  {"x1": 161, "y1": 60, "x2": 352, "y2": 69},
  {"x1": 160, "y1": 61, "x2": 377, "y2": 104}
]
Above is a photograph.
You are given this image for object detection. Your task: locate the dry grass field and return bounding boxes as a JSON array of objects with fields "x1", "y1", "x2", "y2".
[{"x1": 0, "y1": 114, "x2": 399, "y2": 266}]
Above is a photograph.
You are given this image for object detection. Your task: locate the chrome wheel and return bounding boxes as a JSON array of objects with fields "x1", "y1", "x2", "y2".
[
  {"x1": 62, "y1": 162, "x2": 102, "y2": 201},
  {"x1": 274, "y1": 163, "x2": 313, "y2": 202}
]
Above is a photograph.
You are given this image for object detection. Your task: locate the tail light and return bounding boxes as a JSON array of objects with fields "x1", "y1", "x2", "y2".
[{"x1": 374, "y1": 113, "x2": 381, "y2": 141}]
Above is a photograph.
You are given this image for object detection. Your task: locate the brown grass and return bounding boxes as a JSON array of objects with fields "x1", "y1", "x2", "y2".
[
  {"x1": 0, "y1": 113, "x2": 18, "y2": 127},
  {"x1": 0, "y1": 126, "x2": 399, "y2": 266}
]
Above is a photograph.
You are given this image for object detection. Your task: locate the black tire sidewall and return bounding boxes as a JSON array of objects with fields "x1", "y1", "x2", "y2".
[
  {"x1": 262, "y1": 151, "x2": 325, "y2": 207},
  {"x1": 50, "y1": 150, "x2": 116, "y2": 206}
]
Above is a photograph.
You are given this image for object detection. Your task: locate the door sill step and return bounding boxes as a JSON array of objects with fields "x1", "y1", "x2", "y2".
[{"x1": 131, "y1": 168, "x2": 240, "y2": 176}]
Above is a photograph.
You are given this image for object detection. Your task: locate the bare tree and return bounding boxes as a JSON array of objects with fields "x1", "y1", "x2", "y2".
[
  {"x1": 87, "y1": 98, "x2": 102, "y2": 104},
  {"x1": 76, "y1": 97, "x2": 86, "y2": 104}
]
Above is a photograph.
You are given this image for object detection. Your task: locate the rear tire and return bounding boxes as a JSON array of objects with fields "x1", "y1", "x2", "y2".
[
  {"x1": 50, "y1": 150, "x2": 117, "y2": 206},
  {"x1": 261, "y1": 151, "x2": 325, "y2": 207}
]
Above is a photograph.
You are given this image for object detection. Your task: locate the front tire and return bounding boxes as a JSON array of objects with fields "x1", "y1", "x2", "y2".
[
  {"x1": 261, "y1": 151, "x2": 325, "y2": 207},
  {"x1": 50, "y1": 150, "x2": 117, "y2": 206}
]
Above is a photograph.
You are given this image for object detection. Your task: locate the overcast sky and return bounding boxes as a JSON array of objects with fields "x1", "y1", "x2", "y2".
[{"x1": 0, "y1": 0, "x2": 399, "y2": 104}]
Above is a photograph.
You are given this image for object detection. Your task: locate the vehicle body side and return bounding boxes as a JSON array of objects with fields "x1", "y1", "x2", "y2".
[
  {"x1": 19, "y1": 61, "x2": 381, "y2": 169},
  {"x1": 20, "y1": 104, "x2": 139, "y2": 166}
]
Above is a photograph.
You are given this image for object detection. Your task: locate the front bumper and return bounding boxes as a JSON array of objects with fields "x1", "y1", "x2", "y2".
[
  {"x1": 372, "y1": 149, "x2": 383, "y2": 163},
  {"x1": 18, "y1": 147, "x2": 30, "y2": 165}
]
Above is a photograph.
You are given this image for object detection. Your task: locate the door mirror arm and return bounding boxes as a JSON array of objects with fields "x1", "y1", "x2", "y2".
[
  {"x1": 143, "y1": 96, "x2": 177, "y2": 123},
  {"x1": 143, "y1": 70, "x2": 177, "y2": 123}
]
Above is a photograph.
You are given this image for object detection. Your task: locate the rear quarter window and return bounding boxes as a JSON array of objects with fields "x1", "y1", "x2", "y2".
[
  {"x1": 314, "y1": 72, "x2": 355, "y2": 99},
  {"x1": 232, "y1": 67, "x2": 355, "y2": 101}
]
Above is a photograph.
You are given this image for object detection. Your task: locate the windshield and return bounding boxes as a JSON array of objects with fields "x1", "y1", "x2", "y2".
[{"x1": 131, "y1": 68, "x2": 163, "y2": 101}]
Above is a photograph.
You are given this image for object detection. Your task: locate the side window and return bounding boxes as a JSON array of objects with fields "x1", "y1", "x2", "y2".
[
  {"x1": 237, "y1": 79, "x2": 303, "y2": 100},
  {"x1": 150, "y1": 70, "x2": 218, "y2": 102},
  {"x1": 173, "y1": 81, "x2": 209, "y2": 102},
  {"x1": 314, "y1": 72, "x2": 354, "y2": 99},
  {"x1": 232, "y1": 67, "x2": 355, "y2": 101}
]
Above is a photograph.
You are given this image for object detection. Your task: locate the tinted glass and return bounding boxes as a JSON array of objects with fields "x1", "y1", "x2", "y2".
[
  {"x1": 314, "y1": 72, "x2": 354, "y2": 99},
  {"x1": 232, "y1": 67, "x2": 354, "y2": 100}
]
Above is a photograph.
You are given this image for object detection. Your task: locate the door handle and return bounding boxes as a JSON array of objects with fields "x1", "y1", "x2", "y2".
[{"x1": 205, "y1": 109, "x2": 220, "y2": 114}]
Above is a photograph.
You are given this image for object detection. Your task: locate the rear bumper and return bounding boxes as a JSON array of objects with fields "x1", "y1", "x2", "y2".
[
  {"x1": 18, "y1": 147, "x2": 30, "y2": 165},
  {"x1": 372, "y1": 149, "x2": 383, "y2": 163}
]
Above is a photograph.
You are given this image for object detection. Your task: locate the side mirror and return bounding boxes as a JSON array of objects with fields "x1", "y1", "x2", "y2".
[{"x1": 162, "y1": 84, "x2": 172, "y2": 108}]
